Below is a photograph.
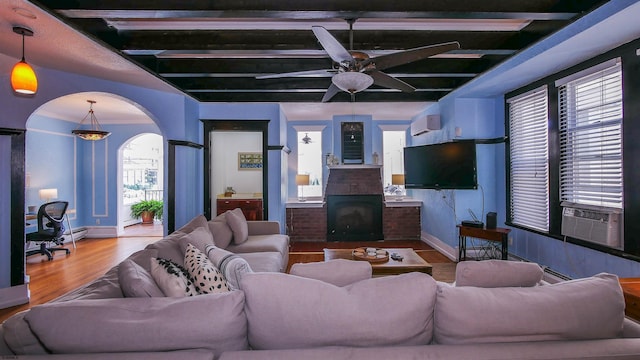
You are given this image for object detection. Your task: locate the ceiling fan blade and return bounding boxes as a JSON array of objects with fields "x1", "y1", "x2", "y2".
[
  {"x1": 312, "y1": 26, "x2": 354, "y2": 64},
  {"x1": 366, "y1": 41, "x2": 461, "y2": 70},
  {"x1": 322, "y1": 83, "x2": 342, "y2": 102},
  {"x1": 369, "y1": 70, "x2": 416, "y2": 93},
  {"x1": 256, "y1": 69, "x2": 335, "y2": 79}
]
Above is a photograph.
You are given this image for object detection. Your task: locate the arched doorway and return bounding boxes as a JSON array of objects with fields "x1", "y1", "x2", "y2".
[{"x1": 117, "y1": 133, "x2": 164, "y2": 236}]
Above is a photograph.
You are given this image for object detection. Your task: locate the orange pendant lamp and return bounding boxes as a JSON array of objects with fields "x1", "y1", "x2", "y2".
[{"x1": 11, "y1": 26, "x2": 37, "y2": 95}]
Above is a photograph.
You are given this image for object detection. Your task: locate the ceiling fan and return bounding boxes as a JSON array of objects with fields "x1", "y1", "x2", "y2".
[{"x1": 257, "y1": 19, "x2": 460, "y2": 102}]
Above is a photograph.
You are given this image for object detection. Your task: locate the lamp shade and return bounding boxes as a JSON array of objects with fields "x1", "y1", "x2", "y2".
[
  {"x1": 296, "y1": 174, "x2": 310, "y2": 186},
  {"x1": 392, "y1": 174, "x2": 405, "y2": 185},
  {"x1": 332, "y1": 72, "x2": 374, "y2": 93},
  {"x1": 11, "y1": 60, "x2": 38, "y2": 94},
  {"x1": 39, "y1": 188, "x2": 58, "y2": 201}
]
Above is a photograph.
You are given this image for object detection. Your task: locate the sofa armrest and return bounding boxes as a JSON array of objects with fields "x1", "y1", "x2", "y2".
[
  {"x1": 622, "y1": 317, "x2": 640, "y2": 338},
  {"x1": 247, "y1": 221, "x2": 280, "y2": 235}
]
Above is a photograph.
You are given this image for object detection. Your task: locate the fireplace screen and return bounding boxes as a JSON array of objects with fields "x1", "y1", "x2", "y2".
[{"x1": 327, "y1": 195, "x2": 383, "y2": 241}]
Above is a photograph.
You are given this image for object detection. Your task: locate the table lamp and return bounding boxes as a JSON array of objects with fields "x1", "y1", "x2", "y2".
[
  {"x1": 39, "y1": 188, "x2": 58, "y2": 203},
  {"x1": 296, "y1": 174, "x2": 310, "y2": 202},
  {"x1": 392, "y1": 174, "x2": 405, "y2": 201}
]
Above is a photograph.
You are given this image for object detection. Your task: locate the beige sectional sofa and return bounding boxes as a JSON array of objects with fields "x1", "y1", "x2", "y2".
[{"x1": 2, "y1": 214, "x2": 640, "y2": 359}]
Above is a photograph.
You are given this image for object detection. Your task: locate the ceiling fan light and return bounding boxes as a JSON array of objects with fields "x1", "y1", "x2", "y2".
[
  {"x1": 332, "y1": 72, "x2": 373, "y2": 93},
  {"x1": 11, "y1": 60, "x2": 37, "y2": 94}
]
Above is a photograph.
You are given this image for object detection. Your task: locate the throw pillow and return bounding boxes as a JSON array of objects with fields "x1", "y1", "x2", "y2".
[
  {"x1": 205, "y1": 244, "x2": 253, "y2": 290},
  {"x1": 150, "y1": 257, "x2": 198, "y2": 297},
  {"x1": 208, "y1": 213, "x2": 233, "y2": 248},
  {"x1": 226, "y1": 208, "x2": 249, "y2": 245},
  {"x1": 289, "y1": 259, "x2": 372, "y2": 287},
  {"x1": 118, "y1": 259, "x2": 164, "y2": 297},
  {"x1": 455, "y1": 260, "x2": 543, "y2": 287},
  {"x1": 177, "y1": 226, "x2": 216, "y2": 254},
  {"x1": 184, "y1": 244, "x2": 230, "y2": 294}
]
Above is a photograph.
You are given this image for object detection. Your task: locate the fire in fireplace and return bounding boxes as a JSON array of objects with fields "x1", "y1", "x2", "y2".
[{"x1": 327, "y1": 194, "x2": 383, "y2": 241}]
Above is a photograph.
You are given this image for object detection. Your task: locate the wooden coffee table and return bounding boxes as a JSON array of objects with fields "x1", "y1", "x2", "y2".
[{"x1": 323, "y1": 248, "x2": 432, "y2": 276}]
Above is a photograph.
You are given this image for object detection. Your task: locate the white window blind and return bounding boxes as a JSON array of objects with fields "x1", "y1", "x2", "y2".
[
  {"x1": 558, "y1": 60, "x2": 622, "y2": 209},
  {"x1": 508, "y1": 86, "x2": 549, "y2": 232}
]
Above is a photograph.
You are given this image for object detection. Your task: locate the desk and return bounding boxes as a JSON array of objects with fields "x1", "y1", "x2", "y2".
[
  {"x1": 26, "y1": 209, "x2": 77, "y2": 248},
  {"x1": 457, "y1": 225, "x2": 510, "y2": 261}
]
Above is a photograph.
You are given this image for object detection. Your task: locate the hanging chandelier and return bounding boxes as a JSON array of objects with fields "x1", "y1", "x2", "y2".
[
  {"x1": 72, "y1": 100, "x2": 111, "y2": 141},
  {"x1": 11, "y1": 26, "x2": 38, "y2": 95}
]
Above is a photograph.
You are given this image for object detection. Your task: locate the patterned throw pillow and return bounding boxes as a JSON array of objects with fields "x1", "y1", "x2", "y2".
[
  {"x1": 184, "y1": 244, "x2": 230, "y2": 294},
  {"x1": 150, "y1": 257, "x2": 198, "y2": 297},
  {"x1": 205, "y1": 244, "x2": 253, "y2": 290}
]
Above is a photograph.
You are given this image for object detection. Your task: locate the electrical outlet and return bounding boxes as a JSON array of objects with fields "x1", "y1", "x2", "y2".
[
  {"x1": 96, "y1": 219, "x2": 100, "y2": 225},
  {"x1": 508, "y1": 236, "x2": 513, "y2": 245}
]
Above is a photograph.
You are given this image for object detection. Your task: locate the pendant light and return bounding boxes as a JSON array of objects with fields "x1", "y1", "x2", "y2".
[
  {"x1": 72, "y1": 100, "x2": 111, "y2": 141},
  {"x1": 11, "y1": 26, "x2": 38, "y2": 95}
]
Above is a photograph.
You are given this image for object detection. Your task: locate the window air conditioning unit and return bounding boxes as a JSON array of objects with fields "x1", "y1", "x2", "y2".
[
  {"x1": 560, "y1": 202, "x2": 622, "y2": 249},
  {"x1": 411, "y1": 115, "x2": 441, "y2": 136}
]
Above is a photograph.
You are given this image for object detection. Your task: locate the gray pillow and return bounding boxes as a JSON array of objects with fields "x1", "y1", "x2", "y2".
[
  {"x1": 290, "y1": 259, "x2": 372, "y2": 287},
  {"x1": 177, "y1": 226, "x2": 216, "y2": 254},
  {"x1": 206, "y1": 244, "x2": 253, "y2": 290},
  {"x1": 434, "y1": 273, "x2": 625, "y2": 345},
  {"x1": 455, "y1": 260, "x2": 543, "y2": 287},
  {"x1": 241, "y1": 272, "x2": 437, "y2": 350},
  {"x1": 208, "y1": 213, "x2": 233, "y2": 248},
  {"x1": 226, "y1": 208, "x2": 249, "y2": 245},
  {"x1": 118, "y1": 259, "x2": 164, "y2": 297}
]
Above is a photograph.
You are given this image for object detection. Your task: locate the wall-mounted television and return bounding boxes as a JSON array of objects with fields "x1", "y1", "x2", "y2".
[{"x1": 403, "y1": 140, "x2": 477, "y2": 190}]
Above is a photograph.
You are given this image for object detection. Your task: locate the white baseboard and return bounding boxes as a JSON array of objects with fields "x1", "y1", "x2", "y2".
[
  {"x1": 85, "y1": 226, "x2": 118, "y2": 239},
  {"x1": 0, "y1": 284, "x2": 29, "y2": 309},
  {"x1": 421, "y1": 231, "x2": 458, "y2": 262}
]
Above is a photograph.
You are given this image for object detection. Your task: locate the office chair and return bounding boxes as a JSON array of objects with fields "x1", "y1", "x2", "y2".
[{"x1": 26, "y1": 201, "x2": 71, "y2": 261}]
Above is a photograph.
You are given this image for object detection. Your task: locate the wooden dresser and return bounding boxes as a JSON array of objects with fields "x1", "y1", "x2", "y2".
[
  {"x1": 217, "y1": 197, "x2": 263, "y2": 220},
  {"x1": 619, "y1": 278, "x2": 640, "y2": 321}
]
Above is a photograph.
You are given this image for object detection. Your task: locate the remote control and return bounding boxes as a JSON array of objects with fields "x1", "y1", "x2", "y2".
[{"x1": 391, "y1": 253, "x2": 404, "y2": 261}]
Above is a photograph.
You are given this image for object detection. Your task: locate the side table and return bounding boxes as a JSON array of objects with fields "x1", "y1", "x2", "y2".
[{"x1": 457, "y1": 225, "x2": 510, "y2": 261}]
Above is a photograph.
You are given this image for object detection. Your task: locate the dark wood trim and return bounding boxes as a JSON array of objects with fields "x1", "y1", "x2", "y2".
[
  {"x1": 202, "y1": 120, "x2": 270, "y2": 220},
  {"x1": 167, "y1": 139, "x2": 204, "y2": 234},
  {"x1": 3, "y1": 129, "x2": 26, "y2": 286}
]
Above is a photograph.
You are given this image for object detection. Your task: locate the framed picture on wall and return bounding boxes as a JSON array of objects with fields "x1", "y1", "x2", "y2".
[{"x1": 238, "y1": 152, "x2": 263, "y2": 170}]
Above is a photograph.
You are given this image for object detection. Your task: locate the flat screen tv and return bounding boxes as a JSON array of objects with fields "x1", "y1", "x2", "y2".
[{"x1": 403, "y1": 140, "x2": 477, "y2": 190}]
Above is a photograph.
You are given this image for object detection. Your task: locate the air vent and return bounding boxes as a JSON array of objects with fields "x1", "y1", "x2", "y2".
[{"x1": 561, "y1": 202, "x2": 622, "y2": 249}]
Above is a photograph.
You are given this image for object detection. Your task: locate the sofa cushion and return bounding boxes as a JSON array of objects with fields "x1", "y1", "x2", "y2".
[
  {"x1": 289, "y1": 259, "x2": 372, "y2": 287},
  {"x1": 455, "y1": 260, "x2": 543, "y2": 287},
  {"x1": 434, "y1": 273, "x2": 625, "y2": 345},
  {"x1": 118, "y1": 259, "x2": 164, "y2": 297},
  {"x1": 184, "y1": 244, "x2": 230, "y2": 294},
  {"x1": 236, "y1": 252, "x2": 283, "y2": 273},
  {"x1": 241, "y1": 272, "x2": 437, "y2": 350},
  {"x1": 177, "y1": 226, "x2": 216, "y2": 255},
  {"x1": 227, "y1": 208, "x2": 249, "y2": 245},
  {"x1": 24, "y1": 292, "x2": 248, "y2": 356},
  {"x1": 209, "y1": 213, "x2": 233, "y2": 249},
  {"x1": 206, "y1": 245, "x2": 253, "y2": 290},
  {"x1": 145, "y1": 215, "x2": 211, "y2": 266},
  {"x1": 150, "y1": 257, "x2": 198, "y2": 297},
  {"x1": 226, "y1": 234, "x2": 289, "y2": 256}
]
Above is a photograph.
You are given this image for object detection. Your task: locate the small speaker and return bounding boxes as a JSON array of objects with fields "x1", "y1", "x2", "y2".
[{"x1": 486, "y1": 212, "x2": 497, "y2": 229}]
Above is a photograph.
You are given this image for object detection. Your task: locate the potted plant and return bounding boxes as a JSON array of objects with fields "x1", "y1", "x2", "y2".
[{"x1": 130, "y1": 199, "x2": 163, "y2": 224}]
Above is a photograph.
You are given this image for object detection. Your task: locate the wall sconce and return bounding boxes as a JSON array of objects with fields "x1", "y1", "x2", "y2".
[
  {"x1": 72, "y1": 100, "x2": 111, "y2": 140},
  {"x1": 39, "y1": 188, "x2": 58, "y2": 203},
  {"x1": 296, "y1": 174, "x2": 310, "y2": 202},
  {"x1": 11, "y1": 26, "x2": 38, "y2": 95},
  {"x1": 392, "y1": 174, "x2": 405, "y2": 201}
]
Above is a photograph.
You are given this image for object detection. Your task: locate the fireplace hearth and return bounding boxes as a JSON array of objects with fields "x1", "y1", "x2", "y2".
[{"x1": 327, "y1": 194, "x2": 383, "y2": 241}]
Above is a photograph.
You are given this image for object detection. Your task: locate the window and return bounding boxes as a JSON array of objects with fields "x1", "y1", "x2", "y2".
[
  {"x1": 557, "y1": 60, "x2": 623, "y2": 209},
  {"x1": 297, "y1": 131, "x2": 322, "y2": 198},
  {"x1": 382, "y1": 131, "x2": 406, "y2": 195},
  {"x1": 507, "y1": 86, "x2": 549, "y2": 232}
]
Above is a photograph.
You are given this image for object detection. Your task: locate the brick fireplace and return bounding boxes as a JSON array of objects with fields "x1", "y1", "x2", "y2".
[{"x1": 286, "y1": 165, "x2": 421, "y2": 242}]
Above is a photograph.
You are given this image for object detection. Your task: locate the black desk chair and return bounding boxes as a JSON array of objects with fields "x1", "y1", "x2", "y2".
[{"x1": 26, "y1": 201, "x2": 71, "y2": 261}]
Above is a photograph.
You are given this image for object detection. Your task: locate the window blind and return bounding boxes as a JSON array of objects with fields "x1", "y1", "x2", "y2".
[
  {"x1": 558, "y1": 60, "x2": 622, "y2": 209},
  {"x1": 508, "y1": 86, "x2": 549, "y2": 232}
]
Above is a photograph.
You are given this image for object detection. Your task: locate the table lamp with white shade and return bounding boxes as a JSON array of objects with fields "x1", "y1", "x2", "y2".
[
  {"x1": 296, "y1": 174, "x2": 310, "y2": 202},
  {"x1": 39, "y1": 188, "x2": 58, "y2": 203}
]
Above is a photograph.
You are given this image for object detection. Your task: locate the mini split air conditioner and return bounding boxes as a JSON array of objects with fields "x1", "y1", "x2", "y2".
[
  {"x1": 411, "y1": 115, "x2": 441, "y2": 136},
  {"x1": 560, "y1": 202, "x2": 622, "y2": 249}
]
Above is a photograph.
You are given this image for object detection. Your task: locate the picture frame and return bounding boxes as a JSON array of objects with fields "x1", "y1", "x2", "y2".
[{"x1": 238, "y1": 152, "x2": 263, "y2": 170}]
